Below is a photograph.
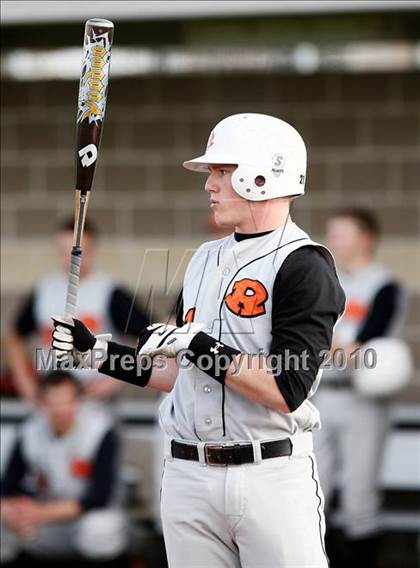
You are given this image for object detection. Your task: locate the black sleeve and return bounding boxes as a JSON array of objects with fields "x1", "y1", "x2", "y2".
[
  {"x1": 14, "y1": 290, "x2": 37, "y2": 337},
  {"x1": 270, "y1": 246, "x2": 346, "y2": 412},
  {"x1": 79, "y1": 429, "x2": 119, "y2": 511},
  {"x1": 109, "y1": 286, "x2": 150, "y2": 336},
  {"x1": 175, "y1": 289, "x2": 184, "y2": 327},
  {"x1": 1, "y1": 438, "x2": 27, "y2": 496},
  {"x1": 356, "y1": 282, "x2": 401, "y2": 344}
]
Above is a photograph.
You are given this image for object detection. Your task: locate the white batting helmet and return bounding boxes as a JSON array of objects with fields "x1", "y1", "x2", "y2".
[
  {"x1": 352, "y1": 337, "x2": 413, "y2": 398},
  {"x1": 183, "y1": 113, "x2": 307, "y2": 201}
]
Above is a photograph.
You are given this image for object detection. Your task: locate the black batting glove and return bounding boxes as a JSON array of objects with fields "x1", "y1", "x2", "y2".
[
  {"x1": 52, "y1": 316, "x2": 96, "y2": 353},
  {"x1": 51, "y1": 316, "x2": 113, "y2": 368}
]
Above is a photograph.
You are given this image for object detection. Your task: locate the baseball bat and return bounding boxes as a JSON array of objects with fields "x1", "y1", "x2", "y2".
[{"x1": 64, "y1": 18, "x2": 114, "y2": 319}]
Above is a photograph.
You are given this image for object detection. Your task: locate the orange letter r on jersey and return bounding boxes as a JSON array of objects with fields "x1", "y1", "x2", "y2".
[{"x1": 224, "y1": 278, "x2": 268, "y2": 318}]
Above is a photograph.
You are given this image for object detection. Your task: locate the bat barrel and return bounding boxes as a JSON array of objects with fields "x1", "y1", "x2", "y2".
[{"x1": 75, "y1": 18, "x2": 114, "y2": 193}]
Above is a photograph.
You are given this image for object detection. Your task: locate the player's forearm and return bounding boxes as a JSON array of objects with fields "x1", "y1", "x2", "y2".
[
  {"x1": 148, "y1": 358, "x2": 178, "y2": 392},
  {"x1": 6, "y1": 332, "x2": 37, "y2": 402},
  {"x1": 225, "y1": 355, "x2": 290, "y2": 413},
  {"x1": 134, "y1": 328, "x2": 289, "y2": 409},
  {"x1": 331, "y1": 336, "x2": 360, "y2": 361},
  {"x1": 40, "y1": 499, "x2": 81, "y2": 523},
  {"x1": 98, "y1": 341, "x2": 177, "y2": 393}
]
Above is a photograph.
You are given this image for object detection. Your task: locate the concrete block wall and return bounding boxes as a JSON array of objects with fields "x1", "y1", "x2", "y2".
[{"x1": 1, "y1": 71, "x2": 420, "y2": 380}]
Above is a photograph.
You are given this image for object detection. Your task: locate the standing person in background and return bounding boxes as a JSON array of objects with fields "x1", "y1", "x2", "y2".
[
  {"x1": 6, "y1": 218, "x2": 150, "y2": 404},
  {"x1": 0, "y1": 370, "x2": 128, "y2": 566},
  {"x1": 313, "y1": 209, "x2": 406, "y2": 568}
]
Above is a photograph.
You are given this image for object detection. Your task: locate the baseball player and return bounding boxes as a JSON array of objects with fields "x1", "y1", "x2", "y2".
[
  {"x1": 51, "y1": 114, "x2": 346, "y2": 568},
  {"x1": 313, "y1": 209, "x2": 406, "y2": 567},
  {"x1": 0, "y1": 370, "x2": 127, "y2": 564},
  {"x1": 7, "y1": 217, "x2": 149, "y2": 404}
]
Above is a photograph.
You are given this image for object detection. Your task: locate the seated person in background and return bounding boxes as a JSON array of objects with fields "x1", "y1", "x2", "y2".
[
  {"x1": 0, "y1": 370, "x2": 128, "y2": 565},
  {"x1": 6, "y1": 218, "x2": 149, "y2": 404}
]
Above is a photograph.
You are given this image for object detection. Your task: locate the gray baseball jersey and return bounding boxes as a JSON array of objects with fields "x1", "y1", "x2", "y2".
[
  {"x1": 159, "y1": 221, "x2": 336, "y2": 442},
  {"x1": 20, "y1": 403, "x2": 113, "y2": 501},
  {"x1": 322, "y1": 262, "x2": 404, "y2": 383}
]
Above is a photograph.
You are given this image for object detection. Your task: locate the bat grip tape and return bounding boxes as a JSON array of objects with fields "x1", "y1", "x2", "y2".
[{"x1": 64, "y1": 249, "x2": 82, "y2": 318}]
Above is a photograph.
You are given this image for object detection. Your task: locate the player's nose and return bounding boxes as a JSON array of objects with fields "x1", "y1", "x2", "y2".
[{"x1": 204, "y1": 172, "x2": 219, "y2": 194}]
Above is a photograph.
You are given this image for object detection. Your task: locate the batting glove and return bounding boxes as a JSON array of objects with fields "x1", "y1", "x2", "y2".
[
  {"x1": 51, "y1": 316, "x2": 111, "y2": 368},
  {"x1": 138, "y1": 322, "x2": 205, "y2": 358}
]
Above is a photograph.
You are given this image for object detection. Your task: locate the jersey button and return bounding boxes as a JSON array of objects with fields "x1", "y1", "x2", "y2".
[
  {"x1": 203, "y1": 385, "x2": 212, "y2": 393},
  {"x1": 222, "y1": 267, "x2": 230, "y2": 276},
  {"x1": 204, "y1": 417, "x2": 212, "y2": 425}
]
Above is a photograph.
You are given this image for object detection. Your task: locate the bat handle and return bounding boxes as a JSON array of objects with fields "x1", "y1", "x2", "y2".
[
  {"x1": 63, "y1": 190, "x2": 89, "y2": 320},
  {"x1": 64, "y1": 248, "x2": 82, "y2": 319}
]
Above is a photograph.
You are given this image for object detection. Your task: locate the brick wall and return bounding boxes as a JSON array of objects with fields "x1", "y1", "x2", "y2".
[
  {"x1": 2, "y1": 73, "x2": 419, "y2": 237},
  {"x1": 1, "y1": 71, "x2": 420, "y2": 380}
]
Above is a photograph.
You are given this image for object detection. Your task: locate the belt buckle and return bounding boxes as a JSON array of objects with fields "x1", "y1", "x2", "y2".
[{"x1": 204, "y1": 443, "x2": 226, "y2": 467}]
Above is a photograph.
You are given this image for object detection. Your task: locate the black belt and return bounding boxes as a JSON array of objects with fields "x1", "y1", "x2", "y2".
[{"x1": 171, "y1": 438, "x2": 292, "y2": 466}]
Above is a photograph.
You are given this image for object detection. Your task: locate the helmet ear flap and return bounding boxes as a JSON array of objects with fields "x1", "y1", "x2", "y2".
[
  {"x1": 231, "y1": 165, "x2": 272, "y2": 201},
  {"x1": 232, "y1": 161, "x2": 306, "y2": 201}
]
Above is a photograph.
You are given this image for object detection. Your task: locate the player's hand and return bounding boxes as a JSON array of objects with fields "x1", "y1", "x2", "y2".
[
  {"x1": 2, "y1": 497, "x2": 42, "y2": 535},
  {"x1": 138, "y1": 322, "x2": 204, "y2": 358},
  {"x1": 51, "y1": 316, "x2": 111, "y2": 367}
]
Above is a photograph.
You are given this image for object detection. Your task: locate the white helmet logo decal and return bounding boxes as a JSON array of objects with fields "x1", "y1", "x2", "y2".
[
  {"x1": 206, "y1": 131, "x2": 215, "y2": 149},
  {"x1": 272, "y1": 153, "x2": 285, "y2": 177}
]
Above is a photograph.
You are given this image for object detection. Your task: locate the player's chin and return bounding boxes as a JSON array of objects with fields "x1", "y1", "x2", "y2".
[{"x1": 213, "y1": 210, "x2": 235, "y2": 228}]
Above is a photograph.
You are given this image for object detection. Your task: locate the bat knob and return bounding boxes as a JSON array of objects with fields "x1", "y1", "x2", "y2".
[{"x1": 86, "y1": 18, "x2": 114, "y2": 28}]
